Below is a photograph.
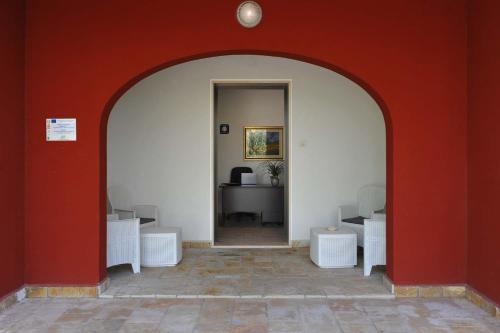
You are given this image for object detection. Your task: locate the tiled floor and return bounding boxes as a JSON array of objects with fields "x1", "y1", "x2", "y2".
[
  {"x1": 104, "y1": 248, "x2": 391, "y2": 298},
  {"x1": 0, "y1": 297, "x2": 498, "y2": 332}
]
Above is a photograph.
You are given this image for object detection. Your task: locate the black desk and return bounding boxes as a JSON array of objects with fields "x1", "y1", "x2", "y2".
[{"x1": 219, "y1": 184, "x2": 284, "y2": 225}]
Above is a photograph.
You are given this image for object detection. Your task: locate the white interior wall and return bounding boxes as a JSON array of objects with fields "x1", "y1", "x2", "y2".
[
  {"x1": 107, "y1": 55, "x2": 386, "y2": 242},
  {"x1": 216, "y1": 88, "x2": 285, "y2": 185}
]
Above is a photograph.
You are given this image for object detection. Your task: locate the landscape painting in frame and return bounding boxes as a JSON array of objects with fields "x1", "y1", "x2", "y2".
[{"x1": 244, "y1": 126, "x2": 284, "y2": 160}]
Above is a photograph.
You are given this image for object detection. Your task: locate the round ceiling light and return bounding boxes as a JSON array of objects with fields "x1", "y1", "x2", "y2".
[{"x1": 236, "y1": 1, "x2": 262, "y2": 28}]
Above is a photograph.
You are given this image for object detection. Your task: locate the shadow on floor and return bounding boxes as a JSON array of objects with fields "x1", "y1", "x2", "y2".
[{"x1": 215, "y1": 215, "x2": 287, "y2": 246}]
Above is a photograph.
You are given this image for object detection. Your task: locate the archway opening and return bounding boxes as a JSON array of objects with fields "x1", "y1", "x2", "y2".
[{"x1": 100, "y1": 54, "x2": 393, "y2": 297}]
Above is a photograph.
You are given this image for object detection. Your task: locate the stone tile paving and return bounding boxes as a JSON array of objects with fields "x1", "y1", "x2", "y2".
[
  {"x1": 104, "y1": 248, "x2": 391, "y2": 298},
  {"x1": 0, "y1": 298, "x2": 498, "y2": 332}
]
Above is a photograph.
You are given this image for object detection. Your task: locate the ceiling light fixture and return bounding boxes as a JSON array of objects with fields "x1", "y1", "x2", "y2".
[{"x1": 236, "y1": 1, "x2": 262, "y2": 28}]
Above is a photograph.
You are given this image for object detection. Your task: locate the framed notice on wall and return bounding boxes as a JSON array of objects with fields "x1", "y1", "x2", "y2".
[{"x1": 46, "y1": 118, "x2": 77, "y2": 141}]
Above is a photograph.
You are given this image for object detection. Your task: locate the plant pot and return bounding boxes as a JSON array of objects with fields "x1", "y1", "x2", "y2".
[{"x1": 270, "y1": 176, "x2": 280, "y2": 187}]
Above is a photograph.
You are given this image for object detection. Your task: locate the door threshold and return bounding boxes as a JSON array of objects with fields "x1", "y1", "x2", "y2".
[{"x1": 212, "y1": 244, "x2": 291, "y2": 249}]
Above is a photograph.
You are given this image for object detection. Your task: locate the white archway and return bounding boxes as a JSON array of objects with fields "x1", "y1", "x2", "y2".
[{"x1": 107, "y1": 55, "x2": 386, "y2": 245}]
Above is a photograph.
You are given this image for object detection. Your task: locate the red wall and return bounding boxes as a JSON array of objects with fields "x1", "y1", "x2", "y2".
[
  {"x1": 467, "y1": 0, "x2": 500, "y2": 305},
  {"x1": 24, "y1": 0, "x2": 468, "y2": 285},
  {"x1": 0, "y1": 0, "x2": 25, "y2": 299}
]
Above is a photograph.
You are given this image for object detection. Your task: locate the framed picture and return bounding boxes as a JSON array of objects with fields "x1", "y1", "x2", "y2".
[{"x1": 244, "y1": 126, "x2": 284, "y2": 160}]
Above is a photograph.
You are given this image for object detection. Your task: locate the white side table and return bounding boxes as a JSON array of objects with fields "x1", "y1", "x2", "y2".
[
  {"x1": 140, "y1": 226, "x2": 182, "y2": 267},
  {"x1": 310, "y1": 226, "x2": 357, "y2": 268}
]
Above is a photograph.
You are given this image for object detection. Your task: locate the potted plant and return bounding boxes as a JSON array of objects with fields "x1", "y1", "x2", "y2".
[{"x1": 260, "y1": 161, "x2": 284, "y2": 186}]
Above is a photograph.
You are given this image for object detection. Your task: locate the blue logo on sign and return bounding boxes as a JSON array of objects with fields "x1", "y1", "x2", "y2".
[{"x1": 51, "y1": 119, "x2": 57, "y2": 123}]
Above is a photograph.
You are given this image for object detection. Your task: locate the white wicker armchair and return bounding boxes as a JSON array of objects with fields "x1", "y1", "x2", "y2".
[
  {"x1": 108, "y1": 185, "x2": 158, "y2": 228},
  {"x1": 363, "y1": 215, "x2": 386, "y2": 276},
  {"x1": 107, "y1": 217, "x2": 140, "y2": 273},
  {"x1": 338, "y1": 185, "x2": 386, "y2": 247}
]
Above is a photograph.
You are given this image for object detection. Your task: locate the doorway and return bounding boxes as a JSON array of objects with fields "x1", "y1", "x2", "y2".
[{"x1": 212, "y1": 81, "x2": 291, "y2": 247}]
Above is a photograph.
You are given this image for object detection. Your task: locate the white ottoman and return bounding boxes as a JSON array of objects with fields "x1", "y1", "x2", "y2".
[
  {"x1": 140, "y1": 227, "x2": 182, "y2": 267},
  {"x1": 310, "y1": 226, "x2": 357, "y2": 268}
]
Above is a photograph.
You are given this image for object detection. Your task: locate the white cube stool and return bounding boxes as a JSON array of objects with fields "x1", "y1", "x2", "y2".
[
  {"x1": 140, "y1": 227, "x2": 182, "y2": 267},
  {"x1": 310, "y1": 226, "x2": 357, "y2": 268}
]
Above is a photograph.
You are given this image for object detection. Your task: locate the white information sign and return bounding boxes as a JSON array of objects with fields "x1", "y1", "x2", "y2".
[{"x1": 46, "y1": 118, "x2": 77, "y2": 141}]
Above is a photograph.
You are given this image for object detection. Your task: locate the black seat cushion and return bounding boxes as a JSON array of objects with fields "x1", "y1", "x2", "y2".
[
  {"x1": 342, "y1": 216, "x2": 367, "y2": 225},
  {"x1": 140, "y1": 218, "x2": 156, "y2": 225}
]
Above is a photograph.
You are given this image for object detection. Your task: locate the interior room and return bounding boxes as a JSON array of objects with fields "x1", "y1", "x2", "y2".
[
  {"x1": 106, "y1": 55, "x2": 386, "y2": 247},
  {"x1": 214, "y1": 83, "x2": 289, "y2": 246},
  {"x1": 103, "y1": 55, "x2": 388, "y2": 297}
]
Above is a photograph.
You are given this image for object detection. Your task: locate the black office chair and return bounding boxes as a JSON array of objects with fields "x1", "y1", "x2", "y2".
[
  {"x1": 225, "y1": 167, "x2": 257, "y2": 222},
  {"x1": 229, "y1": 166, "x2": 253, "y2": 185}
]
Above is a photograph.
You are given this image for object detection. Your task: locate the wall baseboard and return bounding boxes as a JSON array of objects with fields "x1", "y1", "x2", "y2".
[
  {"x1": 26, "y1": 277, "x2": 109, "y2": 299},
  {"x1": 0, "y1": 286, "x2": 24, "y2": 313},
  {"x1": 384, "y1": 274, "x2": 500, "y2": 317},
  {"x1": 465, "y1": 286, "x2": 500, "y2": 318},
  {"x1": 26, "y1": 286, "x2": 98, "y2": 298},
  {"x1": 97, "y1": 277, "x2": 110, "y2": 295},
  {"x1": 382, "y1": 274, "x2": 394, "y2": 294},
  {"x1": 0, "y1": 277, "x2": 111, "y2": 313},
  {"x1": 291, "y1": 240, "x2": 309, "y2": 248},
  {"x1": 182, "y1": 241, "x2": 211, "y2": 248}
]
